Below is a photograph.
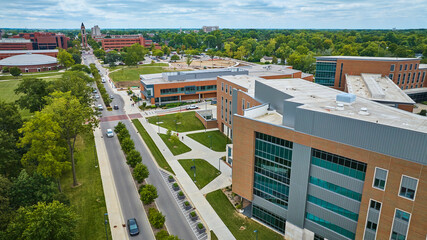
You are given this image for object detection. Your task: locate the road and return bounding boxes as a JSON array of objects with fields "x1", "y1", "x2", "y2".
[{"x1": 83, "y1": 52, "x2": 198, "y2": 240}]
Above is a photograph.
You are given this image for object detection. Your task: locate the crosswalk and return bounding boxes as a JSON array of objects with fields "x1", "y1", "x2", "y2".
[{"x1": 159, "y1": 170, "x2": 208, "y2": 240}]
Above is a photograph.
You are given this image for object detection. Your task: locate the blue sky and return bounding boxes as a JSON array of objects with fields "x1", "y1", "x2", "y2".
[{"x1": 0, "y1": 0, "x2": 426, "y2": 29}]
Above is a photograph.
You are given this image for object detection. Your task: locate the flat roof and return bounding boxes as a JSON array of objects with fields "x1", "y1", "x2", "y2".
[
  {"x1": 316, "y1": 56, "x2": 419, "y2": 61},
  {"x1": 404, "y1": 87, "x2": 427, "y2": 95},
  {"x1": 0, "y1": 38, "x2": 31, "y2": 43},
  {"x1": 419, "y1": 64, "x2": 427, "y2": 69},
  {"x1": 0, "y1": 49, "x2": 58, "y2": 54},
  {"x1": 346, "y1": 73, "x2": 414, "y2": 104},
  {"x1": 219, "y1": 75, "x2": 263, "y2": 97},
  {"x1": 246, "y1": 77, "x2": 427, "y2": 133},
  {"x1": 0, "y1": 53, "x2": 57, "y2": 66},
  {"x1": 241, "y1": 64, "x2": 309, "y2": 77}
]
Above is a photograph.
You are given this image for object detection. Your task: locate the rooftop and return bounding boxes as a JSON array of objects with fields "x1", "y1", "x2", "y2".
[
  {"x1": 346, "y1": 73, "x2": 414, "y2": 104},
  {"x1": 240, "y1": 64, "x2": 309, "y2": 78},
  {"x1": 419, "y1": 64, "x2": 427, "y2": 69},
  {"x1": 0, "y1": 49, "x2": 58, "y2": 54},
  {"x1": 404, "y1": 87, "x2": 427, "y2": 95},
  {"x1": 242, "y1": 77, "x2": 427, "y2": 133},
  {"x1": 0, "y1": 53, "x2": 57, "y2": 66},
  {"x1": 219, "y1": 75, "x2": 261, "y2": 97},
  {"x1": 316, "y1": 56, "x2": 419, "y2": 62},
  {"x1": 0, "y1": 38, "x2": 31, "y2": 43}
]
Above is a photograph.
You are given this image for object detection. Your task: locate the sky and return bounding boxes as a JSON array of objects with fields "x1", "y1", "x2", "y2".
[{"x1": 0, "y1": 0, "x2": 426, "y2": 29}]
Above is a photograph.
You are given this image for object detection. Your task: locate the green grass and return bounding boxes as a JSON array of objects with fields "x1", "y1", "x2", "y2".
[
  {"x1": 178, "y1": 159, "x2": 220, "y2": 189},
  {"x1": 210, "y1": 230, "x2": 218, "y2": 240},
  {"x1": 109, "y1": 64, "x2": 171, "y2": 82},
  {"x1": 148, "y1": 112, "x2": 205, "y2": 132},
  {"x1": 0, "y1": 80, "x2": 32, "y2": 119},
  {"x1": 159, "y1": 133, "x2": 191, "y2": 155},
  {"x1": 132, "y1": 119, "x2": 175, "y2": 174},
  {"x1": 187, "y1": 130, "x2": 231, "y2": 152},
  {"x1": 206, "y1": 190, "x2": 283, "y2": 240},
  {"x1": 0, "y1": 71, "x2": 64, "y2": 80},
  {"x1": 61, "y1": 131, "x2": 112, "y2": 240}
]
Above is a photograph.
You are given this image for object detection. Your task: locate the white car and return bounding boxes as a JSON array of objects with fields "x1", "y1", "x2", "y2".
[
  {"x1": 106, "y1": 129, "x2": 114, "y2": 138},
  {"x1": 186, "y1": 104, "x2": 198, "y2": 110},
  {"x1": 102, "y1": 78, "x2": 106, "y2": 83},
  {"x1": 95, "y1": 94, "x2": 100, "y2": 99},
  {"x1": 98, "y1": 104, "x2": 103, "y2": 111}
]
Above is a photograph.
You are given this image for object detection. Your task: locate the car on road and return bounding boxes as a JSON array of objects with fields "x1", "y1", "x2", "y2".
[
  {"x1": 93, "y1": 89, "x2": 97, "y2": 93},
  {"x1": 97, "y1": 104, "x2": 103, "y2": 111},
  {"x1": 106, "y1": 129, "x2": 114, "y2": 137},
  {"x1": 102, "y1": 78, "x2": 106, "y2": 83},
  {"x1": 95, "y1": 94, "x2": 100, "y2": 99},
  {"x1": 113, "y1": 105, "x2": 119, "y2": 110},
  {"x1": 110, "y1": 95, "x2": 114, "y2": 99},
  {"x1": 186, "y1": 104, "x2": 198, "y2": 110},
  {"x1": 127, "y1": 218, "x2": 139, "y2": 236}
]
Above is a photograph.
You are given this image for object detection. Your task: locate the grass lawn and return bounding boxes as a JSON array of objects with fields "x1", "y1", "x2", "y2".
[
  {"x1": 187, "y1": 130, "x2": 231, "y2": 152},
  {"x1": 132, "y1": 119, "x2": 175, "y2": 174},
  {"x1": 159, "y1": 133, "x2": 191, "y2": 155},
  {"x1": 178, "y1": 159, "x2": 220, "y2": 189},
  {"x1": 210, "y1": 230, "x2": 218, "y2": 240},
  {"x1": 109, "y1": 64, "x2": 171, "y2": 82},
  {"x1": 206, "y1": 190, "x2": 283, "y2": 240},
  {"x1": 61, "y1": 131, "x2": 112, "y2": 240},
  {"x1": 148, "y1": 111, "x2": 205, "y2": 132},
  {"x1": 0, "y1": 80, "x2": 32, "y2": 119}
]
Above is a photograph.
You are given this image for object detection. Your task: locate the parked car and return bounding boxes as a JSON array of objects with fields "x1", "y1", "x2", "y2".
[
  {"x1": 93, "y1": 89, "x2": 97, "y2": 93},
  {"x1": 110, "y1": 95, "x2": 114, "y2": 99},
  {"x1": 127, "y1": 218, "x2": 139, "y2": 236},
  {"x1": 186, "y1": 104, "x2": 198, "y2": 110},
  {"x1": 95, "y1": 94, "x2": 100, "y2": 99},
  {"x1": 102, "y1": 78, "x2": 106, "y2": 83},
  {"x1": 113, "y1": 105, "x2": 119, "y2": 110},
  {"x1": 97, "y1": 104, "x2": 103, "y2": 111},
  {"x1": 106, "y1": 129, "x2": 114, "y2": 138}
]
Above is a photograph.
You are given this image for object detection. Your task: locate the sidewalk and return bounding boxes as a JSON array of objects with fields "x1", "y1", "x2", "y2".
[{"x1": 94, "y1": 127, "x2": 128, "y2": 240}]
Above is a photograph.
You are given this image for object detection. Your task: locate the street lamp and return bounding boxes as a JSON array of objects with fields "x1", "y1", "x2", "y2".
[
  {"x1": 208, "y1": 135, "x2": 212, "y2": 149},
  {"x1": 157, "y1": 116, "x2": 160, "y2": 133},
  {"x1": 191, "y1": 159, "x2": 196, "y2": 183},
  {"x1": 104, "y1": 213, "x2": 109, "y2": 240},
  {"x1": 174, "y1": 119, "x2": 177, "y2": 133},
  {"x1": 254, "y1": 230, "x2": 258, "y2": 240}
]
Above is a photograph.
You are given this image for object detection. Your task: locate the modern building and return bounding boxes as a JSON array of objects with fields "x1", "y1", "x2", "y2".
[
  {"x1": 202, "y1": 26, "x2": 219, "y2": 33},
  {"x1": 0, "y1": 49, "x2": 58, "y2": 60},
  {"x1": 91, "y1": 25, "x2": 101, "y2": 37},
  {"x1": 223, "y1": 75, "x2": 427, "y2": 240},
  {"x1": 404, "y1": 87, "x2": 427, "y2": 103},
  {"x1": 345, "y1": 73, "x2": 415, "y2": 112},
  {"x1": 315, "y1": 56, "x2": 427, "y2": 91},
  {"x1": 81, "y1": 23, "x2": 87, "y2": 48},
  {"x1": 260, "y1": 56, "x2": 274, "y2": 63},
  {"x1": 101, "y1": 34, "x2": 160, "y2": 51},
  {"x1": 0, "y1": 53, "x2": 59, "y2": 72},
  {"x1": 11, "y1": 32, "x2": 69, "y2": 49}
]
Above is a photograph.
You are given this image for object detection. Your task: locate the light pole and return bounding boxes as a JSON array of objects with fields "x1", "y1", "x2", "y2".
[
  {"x1": 254, "y1": 230, "x2": 258, "y2": 240},
  {"x1": 157, "y1": 116, "x2": 160, "y2": 133},
  {"x1": 104, "y1": 213, "x2": 109, "y2": 240},
  {"x1": 219, "y1": 157, "x2": 221, "y2": 172},
  {"x1": 174, "y1": 119, "x2": 177, "y2": 133},
  {"x1": 208, "y1": 135, "x2": 212, "y2": 149},
  {"x1": 192, "y1": 159, "x2": 196, "y2": 182}
]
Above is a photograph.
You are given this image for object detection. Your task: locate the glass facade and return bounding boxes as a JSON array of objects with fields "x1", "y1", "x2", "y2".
[
  {"x1": 306, "y1": 213, "x2": 355, "y2": 239},
  {"x1": 254, "y1": 132, "x2": 293, "y2": 209},
  {"x1": 315, "y1": 61, "x2": 337, "y2": 86},
  {"x1": 311, "y1": 149, "x2": 367, "y2": 181},
  {"x1": 252, "y1": 205, "x2": 286, "y2": 233},
  {"x1": 307, "y1": 195, "x2": 358, "y2": 221},
  {"x1": 309, "y1": 176, "x2": 362, "y2": 201}
]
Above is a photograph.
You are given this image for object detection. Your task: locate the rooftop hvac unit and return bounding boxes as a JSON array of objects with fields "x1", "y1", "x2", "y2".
[{"x1": 336, "y1": 93, "x2": 356, "y2": 105}]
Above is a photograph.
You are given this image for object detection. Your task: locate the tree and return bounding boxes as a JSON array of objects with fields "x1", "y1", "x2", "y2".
[
  {"x1": 140, "y1": 184, "x2": 158, "y2": 204},
  {"x1": 18, "y1": 111, "x2": 70, "y2": 191},
  {"x1": 153, "y1": 49, "x2": 164, "y2": 58},
  {"x1": 171, "y1": 55, "x2": 180, "y2": 61},
  {"x1": 0, "y1": 101, "x2": 23, "y2": 139},
  {"x1": 0, "y1": 175, "x2": 12, "y2": 232},
  {"x1": 9, "y1": 67, "x2": 21, "y2": 77},
  {"x1": 105, "y1": 50, "x2": 122, "y2": 67},
  {"x1": 419, "y1": 109, "x2": 426, "y2": 116},
  {"x1": 69, "y1": 64, "x2": 91, "y2": 73},
  {"x1": 2, "y1": 66, "x2": 9, "y2": 73},
  {"x1": 57, "y1": 49, "x2": 75, "y2": 69},
  {"x1": 114, "y1": 122, "x2": 126, "y2": 134},
  {"x1": 206, "y1": 49, "x2": 215, "y2": 61},
  {"x1": 71, "y1": 53, "x2": 81, "y2": 65},
  {"x1": 93, "y1": 49, "x2": 106, "y2": 60},
  {"x1": 15, "y1": 78, "x2": 51, "y2": 112},
  {"x1": 126, "y1": 149, "x2": 141, "y2": 167},
  {"x1": 155, "y1": 230, "x2": 181, "y2": 240},
  {"x1": 52, "y1": 71, "x2": 94, "y2": 106},
  {"x1": 234, "y1": 46, "x2": 248, "y2": 60},
  {"x1": 45, "y1": 91, "x2": 98, "y2": 187},
  {"x1": 148, "y1": 207, "x2": 165, "y2": 229},
  {"x1": 0, "y1": 131, "x2": 23, "y2": 179},
  {"x1": 186, "y1": 55, "x2": 193, "y2": 67},
  {"x1": 121, "y1": 138, "x2": 135, "y2": 155},
  {"x1": 6, "y1": 201, "x2": 78, "y2": 240},
  {"x1": 133, "y1": 163, "x2": 149, "y2": 183},
  {"x1": 272, "y1": 56, "x2": 278, "y2": 64}
]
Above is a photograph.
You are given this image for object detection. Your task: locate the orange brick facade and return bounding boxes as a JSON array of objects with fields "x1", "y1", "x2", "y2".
[{"x1": 232, "y1": 114, "x2": 427, "y2": 240}]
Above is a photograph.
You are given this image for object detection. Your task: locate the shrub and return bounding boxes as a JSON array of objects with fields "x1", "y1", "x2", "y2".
[
  {"x1": 148, "y1": 208, "x2": 165, "y2": 229},
  {"x1": 170, "y1": 134, "x2": 179, "y2": 144},
  {"x1": 168, "y1": 176, "x2": 173, "y2": 180},
  {"x1": 171, "y1": 55, "x2": 180, "y2": 61},
  {"x1": 197, "y1": 223, "x2": 204, "y2": 229},
  {"x1": 2, "y1": 66, "x2": 9, "y2": 73},
  {"x1": 126, "y1": 149, "x2": 142, "y2": 167},
  {"x1": 140, "y1": 184, "x2": 158, "y2": 204},
  {"x1": 133, "y1": 163, "x2": 149, "y2": 183},
  {"x1": 117, "y1": 128, "x2": 130, "y2": 142},
  {"x1": 173, "y1": 183, "x2": 178, "y2": 188},
  {"x1": 155, "y1": 230, "x2": 169, "y2": 240},
  {"x1": 10, "y1": 67, "x2": 21, "y2": 76},
  {"x1": 184, "y1": 201, "x2": 190, "y2": 206},
  {"x1": 190, "y1": 211, "x2": 196, "y2": 217},
  {"x1": 178, "y1": 191, "x2": 184, "y2": 196},
  {"x1": 121, "y1": 137, "x2": 135, "y2": 154},
  {"x1": 236, "y1": 204, "x2": 242, "y2": 209},
  {"x1": 166, "y1": 129, "x2": 172, "y2": 138},
  {"x1": 420, "y1": 109, "x2": 426, "y2": 116},
  {"x1": 70, "y1": 64, "x2": 91, "y2": 73}
]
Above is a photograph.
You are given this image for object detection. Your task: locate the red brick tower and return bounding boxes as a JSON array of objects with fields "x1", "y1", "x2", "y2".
[{"x1": 81, "y1": 23, "x2": 87, "y2": 48}]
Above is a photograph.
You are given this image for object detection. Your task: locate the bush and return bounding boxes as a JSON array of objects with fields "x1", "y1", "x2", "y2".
[
  {"x1": 155, "y1": 230, "x2": 169, "y2": 240},
  {"x1": 197, "y1": 223, "x2": 204, "y2": 229},
  {"x1": 171, "y1": 55, "x2": 180, "y2": 61},
  {"x1": 236, "y1": 204, "x2": 242, "y2": 209},
  {"x1": 140, "y1": 184, "x2": 158, "y2": 204},
  {"x1": 10, "y1": 67, "x2": 21, "y2": 76},
  {"x1": 173, "y1": 183, "x2": 178, "y2": 188},
  {"x1": 121, "y1": 137, "x2": 135, "y2": 154},
  {"x1": 178, "y1": 191, "x2": 184, "y2": 197},
  {"x1": 133, "y1": 163, "x2": 149, "y2": 183},
  {"x1": 70, "y1": 64, "x2": 91, "y2": 73},
  {"x1": 126, "y1": 149, "x2": 142, "y2": 167},
  {"x1": 2, "y1": 66, "x2": 9, "y2": 73},
  {"x1": 184, "y1": 201, "x2": 190, "y2": 206},
  {"x1": 148, "y1": 207, "x2": 165, "y2": 229},
  {"x1": 420, "y1": 109, "x2": 426, "y2": 116},
  {"x1": 190, "y1": 211, "x2": 196, "y2": 217},
  {"x1": 117, "y1": 128, "x2": 130, "y2": 142}
]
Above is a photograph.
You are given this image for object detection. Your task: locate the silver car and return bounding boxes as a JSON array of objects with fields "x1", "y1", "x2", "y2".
[{"x1": 106, "y1": 129, "x2": 114, "y2": 137}]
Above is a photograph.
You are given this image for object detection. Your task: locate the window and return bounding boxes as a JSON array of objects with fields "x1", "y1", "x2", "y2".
[
  {"x1": 391, "y1": 232, "x2": 406, "y2": 240},
  {"x1": 373, "y1": 167, "x2": 388, "y2": 190},
  {"x1": 397, "y1": 74, "x2": 401, "y2": 84},
  {"x1": 404, "y1": 64, "x2": 407, "y2": 71},
  {"x1": 247, "y1": 102, "x2": 250, "y2": 109},
  {"x1": 417, "y1": 72, "x2": 421, "y2": 82},
  {"x1": 366, "y1": 221, "x2": 377, "y2": 231},
  {"x1": 306, "y1": 213, "x2": 355, "y2": 239},
  {"x1": 409, "y1": 64, "x2": 412, "y2": 70},
  {"x1": 399, "y1": 65, "x2": 402, "y2": 71},
  {"x1": 390, "y1": 64, "x2": 395, "y2": 71},
  {"x1": 242, "y1": 99, "x2": 245, "y2": 110},
  {"x1": 407, "y1": 73, "x2": 411, "y2": 83},
  {"x1": 229, "y1": 86, "x2": 232, "y2": 95},
  {"x1": 389, "y1": 74, "x2": 394, "y2": 80},
  {"x1": 423, "y1": 72, "x2": 426, "y2": 82},
  {"x1": 370, "y1": 200, "x2": 381, "y2": 211},
  {"x1": 399, "y1": 175, "x2": 418, "y2": 200},
  {"x1": 390, "y1": 209, "x2": 411, "y2": 240},
  {"x1": 403, "y1": 73, "x2": 406, "y2": 83},
  {"x1": 310, "y1": 176, "x2": 362, "y2": 201},
  {"x1": 252, "y1": 205, "x2": 286, "y2": 233},
  {"x1": 221, "y1": 82, "x2": 224, "y2": 91},
  {"x1": 307, "y1": 195, "x2": 359, "y2": 221},
  {"x1": 412, "y1": 73, "x2": 415, "y2": 83},
  {"x1": 415, "y1": 64, "x2": 418, "y2": 70},
  {"x1": 395, "y1": 209, "x2": 410, "y2": 222},
  {"x1": 225, "y1": 84, "x2": 228, "y2": 93}
]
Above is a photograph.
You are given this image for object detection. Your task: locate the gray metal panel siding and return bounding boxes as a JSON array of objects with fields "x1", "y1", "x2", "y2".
[
  {"x1": 367, "y1": 208, "x2": 380, "y2": 223},
  {"x1": 308, "y1": 184, "x2": 361, "y2": 213},
  {"x1": 254, "y1": 81, "x2": 292, "y2": 115},
  {"x1": 306, "y1": 202, "x2": 357, "y2": 233},
  {"x1": 304, "y1": 220, "x2": 350, "y2": 240},
  {"x1": 294, "y1": 108, "x2": 427, "y2": 165},
  {"x1": 282, "y1": 101, "x2": 303, "y2": 128},
  {"x1": 392, "y1": 219, "x2": 409, "y2": 235},
  {"x1": 252, "y1": 195, "x2": 288, "y2": 219},
  {"x1": 364, "y1": 229, "x2": 376, "y2": 240},
  {"x1": 287, "y1": 143, "x2": 311, "y2": 228},
  {"x1": 310, "y1": 165, "x2": 364, "y2": 193}
]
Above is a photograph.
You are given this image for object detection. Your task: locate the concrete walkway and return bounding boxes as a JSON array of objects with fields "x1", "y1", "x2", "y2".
[{"x1": 94, "y1": 127, "x2": 128, "y2": 240}]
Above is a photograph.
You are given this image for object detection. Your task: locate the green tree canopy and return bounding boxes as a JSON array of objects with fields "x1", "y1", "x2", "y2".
[
  {"x1": 133, "y1": 163, "x2": 149, "y2": 183},
  {"x1": 57, "y1": 49, "x2": 75, "y2": 69},
  {"x1": 15, "y1": 78, "x2": 51, "y2": 113},
  {"x1": 9, "y1": 67, "x2": 21, "y2": 77}
]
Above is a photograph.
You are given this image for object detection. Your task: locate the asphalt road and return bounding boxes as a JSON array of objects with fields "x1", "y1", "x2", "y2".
[{"x1": 84, "y1": 52, "x2": 197, "y2": 240}]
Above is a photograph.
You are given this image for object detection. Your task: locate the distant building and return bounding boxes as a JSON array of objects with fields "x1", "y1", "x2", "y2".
[
  {"x1": 260, "y1": 56, "x2": 273, "y2": 63},
  {"x1": 11, "y1": 32, "x2": 69, "y2": 49},
  {"x1": 202, "y1": 26, "x2": 219, "y2": 33},
  {"x1": 0, "y1": 38, "x2": 33, "y2": 50},
  {"x1": 91, "y1": 25, "x2": 101, "y2": 37},
  {"x1": 101, "y1": 35, "x2": 160, "y2": 51},
  {"x1": 0, "y1": 49, "x2": 58, "y2": 60},
  {"x1": 0, "y1": 53, "x2": 59, "y2": 72},
  {"x1": 315, "y1": 56, "x2": 427, "y2": 91}
]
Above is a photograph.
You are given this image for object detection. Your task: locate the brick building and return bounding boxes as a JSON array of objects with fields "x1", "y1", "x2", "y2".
[
  {"x1": 0, "y1": 53, "x2": 59, "y2": 72},
  {"x1": 12, "y1": 32, "x2": 69, "y2": 49},
  {"x1": 0, "y1": 49, "x2": 58, "y2": 60},
  {"x1": 0, "y1": 38, "x2": 33, "y2": 50},
  {"x1": 315, "y1": 56, "x2": 427, "y2": 91},
  {"x1": 102, "y1": 35, "x2": 160, "y2": 51},
  {"x1": 221, "y1": 75, "x2": 427, "y2": 240}
]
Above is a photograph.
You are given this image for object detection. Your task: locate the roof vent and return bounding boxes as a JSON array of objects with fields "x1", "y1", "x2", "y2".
[
  {"x1": 358, "y1": 107, "x2": 370, "y2": 116},
  {"x1": 336, "y1": 93, "x2": 356, "y2": 105},
  {"x1": 336, "y1": 103, "x2": 344, "y2": 111}
]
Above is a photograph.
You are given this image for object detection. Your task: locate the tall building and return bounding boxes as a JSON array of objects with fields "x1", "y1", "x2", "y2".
[
  {"x1": 81, "y1": 23, "x2": 87, "y2": 48},
  {"x1": 222, "y1": 75, "x2": 427, "y2": 240},
  {"x1": 202, "y1": 26, "x2": 219, "y2": 33},
  {"x1": 11, "y1": 32, "x2": 69, "y2": 49},
  {"x1": 91, "y1": 25, "x2": 101, "y2": 37},
  {"x1": 101, "y1": 35, "x2": 159, "y2": 51},
  {"x1": 315, "y1": 56, "x2": 427, "y2": 91}
]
